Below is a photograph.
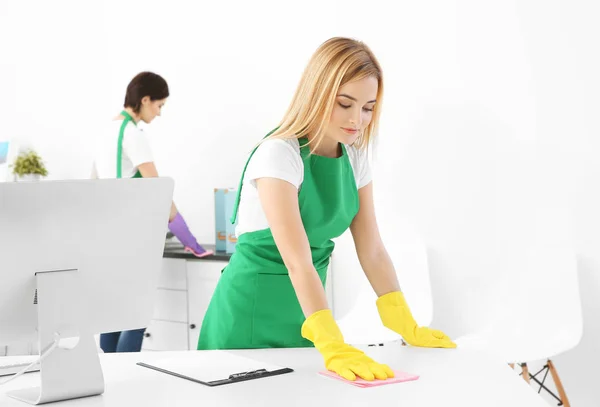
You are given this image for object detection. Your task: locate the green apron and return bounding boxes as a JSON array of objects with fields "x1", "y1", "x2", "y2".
[
  {"x1": 198, "y1": 136, "x2": 359, "y2": 349},
  {"x1": 117, "y1": 110, "x2": 142, "y2": 179}
]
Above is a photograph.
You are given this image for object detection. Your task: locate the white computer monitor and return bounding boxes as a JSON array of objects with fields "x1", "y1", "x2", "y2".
[{"x1": 0, "y1": 178, "x2": 174, "y2": 405}]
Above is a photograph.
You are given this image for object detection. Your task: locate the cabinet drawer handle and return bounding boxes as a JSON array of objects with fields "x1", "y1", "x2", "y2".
[
  {"x1": 144, "y1": 332, "x2": 151, "y2": 338},
  {"x1": 190, "y1": 324, "x2": 196, "y2": 329}
]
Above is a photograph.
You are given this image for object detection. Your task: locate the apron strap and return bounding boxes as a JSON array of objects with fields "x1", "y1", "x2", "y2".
[
  {"x1": 116, "y1": 110, "x2": 137, "y2": 179},
  {"x1": 230, "y1": 128, "x2": 279, "y2": 224},
  {"x1": 229, "y1": 133, "x2": 340, "y2": 224}
]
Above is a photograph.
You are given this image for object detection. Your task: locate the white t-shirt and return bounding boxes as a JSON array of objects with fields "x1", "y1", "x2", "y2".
[
  {"x1": 92, "y1": 119, "x2": 153, "y2": 178},
  {"x1": 235, "y1": 138, "x2": 372, "y2": 237}
]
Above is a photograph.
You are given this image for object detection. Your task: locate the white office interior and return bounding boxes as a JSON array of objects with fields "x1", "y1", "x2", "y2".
[{"x1": 0, "y1": 1, "x2": 598, "y2": 406}]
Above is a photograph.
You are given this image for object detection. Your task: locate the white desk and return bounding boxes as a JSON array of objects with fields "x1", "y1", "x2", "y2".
[{"x1": 1, "y1": 345, "x2": 546, "y2": 406}]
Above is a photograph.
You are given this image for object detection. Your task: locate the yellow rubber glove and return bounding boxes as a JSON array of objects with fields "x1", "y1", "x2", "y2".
[
  {"x1": 376, "y1": 291, "x2": 456, "y2": 348},
  {"x1": 301, "y1": 309, "x2": 395, "y2": 381}
]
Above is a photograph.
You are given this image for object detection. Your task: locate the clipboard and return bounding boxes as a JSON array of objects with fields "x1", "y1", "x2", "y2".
[{"x1": 136, "y1": 351, "x2": 294, "y2": 387}]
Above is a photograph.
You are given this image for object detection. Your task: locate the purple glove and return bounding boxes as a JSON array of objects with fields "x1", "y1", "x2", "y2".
[{"x1": 168, "y1": 213, "x2": 213, "y2": 258}]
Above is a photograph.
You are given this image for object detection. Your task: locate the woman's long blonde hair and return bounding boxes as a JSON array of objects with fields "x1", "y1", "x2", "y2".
[{"x1": 267, "y1": 37, "x2": 384, "y2": 152}]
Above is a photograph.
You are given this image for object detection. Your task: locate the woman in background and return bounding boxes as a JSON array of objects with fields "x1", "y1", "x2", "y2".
[{"x1": 92, "y1": 71, "x2": 212, "y2": 353}]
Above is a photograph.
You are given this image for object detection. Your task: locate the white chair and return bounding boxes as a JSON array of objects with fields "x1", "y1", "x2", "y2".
[
  {"x1": 454, "y1": 247, "x2": 582, "y2": 407},
  {"x1": 331, "y1": 230, "x2": 433, "y2": 346}
]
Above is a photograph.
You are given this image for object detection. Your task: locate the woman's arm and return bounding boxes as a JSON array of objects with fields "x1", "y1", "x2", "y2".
[
  {"x1": 137, "y1": 161, "x2": 208, "y2": 255},
  {"x1": 256, "y1": 177, "x2": 329, "y2": 317},
  {"x1": 351, "y1": 183, "x2": 456, "y2": 347},
  {"x1": 137, "y1": 162, "x2": 178, "y2": 221},
  {"x1": 349, "y1": 182, "x2": 400, "y2": 296}
]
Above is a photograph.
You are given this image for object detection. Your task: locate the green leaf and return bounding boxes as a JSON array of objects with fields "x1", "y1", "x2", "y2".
[{"x1": 11, "y1": 149, "x2": 48, "y2": 176}]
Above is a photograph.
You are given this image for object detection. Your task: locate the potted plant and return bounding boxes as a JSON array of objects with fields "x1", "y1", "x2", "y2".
[{"x1": 11, "y1": 149, "x2": 48, "y2": 181}]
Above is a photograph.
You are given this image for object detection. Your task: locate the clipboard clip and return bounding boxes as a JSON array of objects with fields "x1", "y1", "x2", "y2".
[{"x1": 229, "y1": 368, "x2": 267, "y2": 379}]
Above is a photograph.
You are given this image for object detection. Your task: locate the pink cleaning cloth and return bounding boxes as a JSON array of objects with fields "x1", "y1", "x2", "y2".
[
  {"x1": 319, "y1": 370, "x2": 419, "y2": 388},
  {"x1": 184, "y1": 247, "x2": 214, "y2": 258}
]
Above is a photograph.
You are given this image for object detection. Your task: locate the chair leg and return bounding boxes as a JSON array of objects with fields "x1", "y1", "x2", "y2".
[
  {"x1": 548, "y1": 359, "x2": 570, "y2": 407},
  {"x1": 521, "y1": 363, "x2": 531, "y2": 384}
]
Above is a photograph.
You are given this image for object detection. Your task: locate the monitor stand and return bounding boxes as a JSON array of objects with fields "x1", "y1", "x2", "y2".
[{"x1": 7, "y1": 269, "x2": 104, "y2": 405}]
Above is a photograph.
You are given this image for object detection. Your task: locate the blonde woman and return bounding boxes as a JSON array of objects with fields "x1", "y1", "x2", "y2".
[{"x1": 198, "y1": 38, "x2": 455, "y2": 381}]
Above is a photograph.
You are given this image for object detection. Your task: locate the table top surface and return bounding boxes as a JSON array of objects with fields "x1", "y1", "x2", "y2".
[{"x1": 0, "y1": 345, "x2": 547, "y2": 407}]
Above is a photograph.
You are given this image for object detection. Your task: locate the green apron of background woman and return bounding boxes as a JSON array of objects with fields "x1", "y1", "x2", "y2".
[{"x1": 117, "y1": 111, "x2": 142, "y2": 179}]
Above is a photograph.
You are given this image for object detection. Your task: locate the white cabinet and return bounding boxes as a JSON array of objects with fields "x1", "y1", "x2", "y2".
[
  {"x1": 143, "y1": 256, "x2": 334, "y2": 351},
  {"x1": 152, "y1": 290, "x2": 188, "y2": 323},
  {"x1": 142, "y1": 320, "x2": 188, "y2": 351},
  {"x1": 156, "y1": 258, "x2": 187, "y2": 290},
  {"x1": 186, "y1": 261, "x2": 226, "y2": 350},
  {"x1": 142, "y1": 258, "x2": 228, "y2": 352},
  {"x1": 142, "y1": 258, "x2": 188, "y2": 351}
]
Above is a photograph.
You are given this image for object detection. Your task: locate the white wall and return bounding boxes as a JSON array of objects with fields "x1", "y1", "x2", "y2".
[{"x1": 1, "y1": 1, "x2": 598, "y2": 405}]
